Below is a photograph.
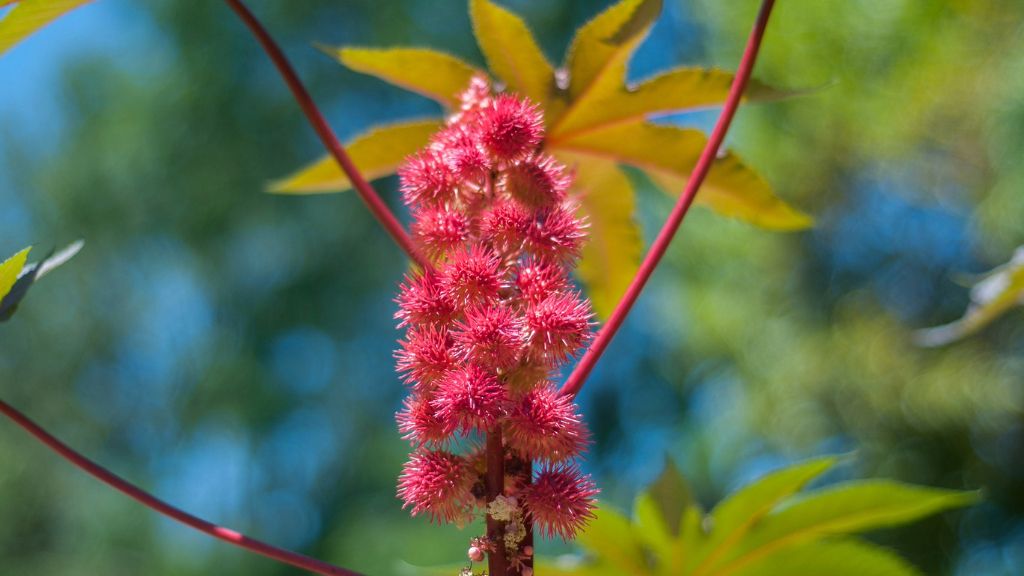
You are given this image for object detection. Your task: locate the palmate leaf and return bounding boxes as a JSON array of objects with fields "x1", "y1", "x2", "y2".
[
  {"x1": 546, "y1": 457, "x2": 976, "y2": 576},
  {"x1": 0, "y1": 0, "x2": 92, "y2": 56},
  {"x1": 557, "y1": 122, "x2": 813, "y2": 230},
  {"x1": 560, "y1": 156, "x2": 643, "y2": 319},
  {"x1": 270, "y1": 119, "x2": 442, "y2": 194},
  {"x1": 915, "y1": 246, "x2": 1024, "y2": 347},
  {"x1": 326, "y1": 47, "x2": 482, "y2": 110},
  {"x1": 0, "y1": 247, "x2": 31, "y2": 301},
  {"x1": 469, "y1": 0, "x2": 556, "y2": 114}
]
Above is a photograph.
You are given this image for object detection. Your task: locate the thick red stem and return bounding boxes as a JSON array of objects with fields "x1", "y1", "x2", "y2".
[
  {"x1": 485, "y1": 427, "x2": 508, "y2": 576},
  {"x1": 222, "y1": 0, "x2": 428, "y2": 269},
  {"x1": 0, "y1": 399, "x2": 363, "y2": 576},
  {"x1": 560, "y1": 0, "x2": 777, "y2": 398}
]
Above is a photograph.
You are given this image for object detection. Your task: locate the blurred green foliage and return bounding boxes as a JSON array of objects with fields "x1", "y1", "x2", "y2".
[{"x1": 0, "y1": 1, "x2": 1022, "y2": 575}]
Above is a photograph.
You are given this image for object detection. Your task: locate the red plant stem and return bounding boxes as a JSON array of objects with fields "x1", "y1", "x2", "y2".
[
  {"x1": 485, "y1": 427, "x2": 508, "y2": 576},
  {"x1": 222, "y1": 0, "x2": 429, "y2": 269},
  {"x1": 0, "y1": 399, "x2": 363, "y2": 576},
  {"x1": 560, "y1": 0, "x2": 777, "y2": 398}
]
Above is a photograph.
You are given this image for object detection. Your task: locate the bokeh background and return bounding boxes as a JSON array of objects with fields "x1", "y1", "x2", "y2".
[{"x1": 1, "y1": 0, "x2": 1022, "y2": 574}]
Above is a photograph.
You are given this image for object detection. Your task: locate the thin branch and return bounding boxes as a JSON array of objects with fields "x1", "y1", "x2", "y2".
[
  {"x1": 560, "y1": 0, "x2": 778, "y2": 398},
  {"x1": 0, "y1": 399, "x2": 364, "y2": 576},
  {"x1": 222, "y1": 0, "x2": 429, "y2": 269}
]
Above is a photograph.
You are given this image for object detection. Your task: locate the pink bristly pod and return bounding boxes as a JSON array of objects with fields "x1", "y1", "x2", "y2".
[{"x1": 394, "y1": 77, "x2": 598, "y2": 553}]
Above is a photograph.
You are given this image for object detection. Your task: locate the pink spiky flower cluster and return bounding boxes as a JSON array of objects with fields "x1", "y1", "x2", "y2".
[{"x1": 395, "y1": 78, "x2": 598, "y2": 545}]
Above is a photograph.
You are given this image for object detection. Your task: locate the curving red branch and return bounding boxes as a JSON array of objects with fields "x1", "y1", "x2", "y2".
[
  {"x1": 222, "y1": 0, "x2": 429, "y2": 269},
  {"x1": 0, "y1": 399, "x2": 364, "y2": 576},
  {"x1": 560, "y1": 0, "x2": 778, "y2": 398}
]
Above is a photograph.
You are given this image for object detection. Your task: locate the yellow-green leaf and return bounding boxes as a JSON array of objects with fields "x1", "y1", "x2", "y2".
[
  {"x1": 469, "y1": 0, "x2": 556, "y2": 111},
  {"x1": 686, "y1": 457, "x2": 836, "y2": 576},
  {"x1": 558, "y1": 155, "x2": 643, "y2": 319},
  {"x1": 577, "y1": 505, "x2": 650, "y2": 574},
  {"x1": 328, "y1": 47, "x2": 481, "y2": 110},
  {"x1": 554, "y1": 122, "x2": 812, "y2": 230},
  {"x1": 553, "y1": 0, "x2": 661, "y2": 132},
  {"x1": 0, "y1": 247, "x2": 30, "y2": 301},
  {"x1": 549, "y1": 67, "x2": 784, "y2": 143},
  {"x1": 729, "y1": 540, "x2": 922, "y2": 576},
  {"x1": 270, "y1": 119, "x2": 442, "y2": 194},
  {"x1": 0, "y1": 0, "x2": 92, "y2": 56},
  {"x1": 915, "y1": 246, "x2": 1024, "y2": 346}
]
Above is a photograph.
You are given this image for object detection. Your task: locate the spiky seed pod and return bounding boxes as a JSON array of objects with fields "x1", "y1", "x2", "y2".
[
  {"x1": 523, "y1": 465, "x2": 598, "y2": 540},
  {"x1": 480, "y1": 94, "x2": 544, "y2": 161},
  {"x1": 397, "y1": 394, "x2": 454, "y2": 446},
  {"x1": 506, "y1": 386, "x2": 589, "y2": 462},
  {"x1": 440, "y1": 245, "x2": 503, "y2": 305},
  {"x1": 395, "y1": 272, "x2": 455, "y2": 328},
  {"x1": 515, "y1": 258, "x2": 571, "y2": 304},
  {"x1": 395, "y1": 324, "x2": 456, "y2": 390},
  {"x1": 525, "y1": 205, "x2": 587, "y2": 264},
  {"x1": 480, "y1": 200, "x2": 531, "y2": 253},
  {"x1": 453, "y1": 304, "x2": 527, "y2": 370},
  {"x1": 501, "y1": 154, "x2": 570, "y2": 209},
  {"x1": 398, "y1": 449, "x2": 476, "y2": 524},
  {"x1": 431, "y1": 125, "x2": 491, "y2": 185},
  {"x1": 399, "y1": 149, "x2": 458, "y2": 207},
  {"x1": 433, "y1": 364, "x2": 506, "y2": 433},
  {"x1": 412, "y1": 207, "x2": 471, "y2": 261},
  {"x1": 525, "y1": 291, "x2": 593, "y2": 364}
]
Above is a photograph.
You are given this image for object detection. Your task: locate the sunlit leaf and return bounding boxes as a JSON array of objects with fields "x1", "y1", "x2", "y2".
[
  {"x1": 269, "y1": 119, "x2": 442, "y2": 194},
  {"x1": 548, "y1": 67, "x2": 785, "y2": 143},
  {"x1": 0, "y1": 0, "x2": 92, "y2": 56},
  {"x1": 0, "y1": 240, "x2": 83, "y2": 322},
  {"x1": 686, "y1": 457, "x2": 836, "y2": 575},
  {"x1": 0, "y1": 247, "x2": 31, "y2": 301},
  {"x1": 646, "y1": 455, "x2": 696, "y2": 537},
  {"x1": 555, "y1": 122, "x2": 813, "y2": 230},
  {"x1": 558, "y1": 155, "x2": 642, "y2": 319},
  {"x1": 328, "y1": 47, "x2": 481, "y2": 110},
  {"x1": 712, "y1": 481, "x2": 979, "y2": 576},
  {"x1": 915, "y1": 246, "x2": 1024, "y2": 346},
  {"x1": 469, "y1": 0, "x2": 556, "y2": 112},
  {"x1": 729, "y1": 540, "x2": 922, "y2": 576},
  {"x1": 553, "y1": 0, "x2": 661, "y2": 131},
  {"x1": 577, "y1": 505, "x2": 650, "y2": 574}
]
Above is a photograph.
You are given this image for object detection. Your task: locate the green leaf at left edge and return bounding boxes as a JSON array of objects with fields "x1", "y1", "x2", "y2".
[
  {"x1": 270, "y1": 119, "x2": 442, "y2": 194},
  {"x1": 329, "y1": 47, "x2": 482, "y2": 110},
  {"x1": 0, "y1": 0, "x2": 93, "y2": 56},
  {"x1": 557, "y1": 154, "x2": 643, "y2": 320},
  {"x1": 549, "y1": 67, "x2": 786, "y2": 143},
  {"x1": 553, "y1": 122, "x2": 813, "y2": 230},
  {"x1": 469, "y1": 0, "x2": 557, "y2": 112},
  {"x1": 0, "y1": 247, "x2": 31, "y2": 301},
  {"x1": 552, "y1": 0, "x2": 662, "y2": 133},
  {"x1": 729, "y1": 539, "x2": 922, "y2": 576},
  {"x1": 712, "y1": 481, "x2": 979, "y2": 576}
]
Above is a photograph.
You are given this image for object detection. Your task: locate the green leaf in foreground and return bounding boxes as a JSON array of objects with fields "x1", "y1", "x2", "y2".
[
  {"x1": 270, "y1": 119, "x2": 441, "y2": 194},
  {"x1": 0, "y1": 0, "x2": 93, "y2": 57}
]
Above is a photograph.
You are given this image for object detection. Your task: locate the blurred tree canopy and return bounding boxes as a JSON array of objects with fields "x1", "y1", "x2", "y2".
[{"x1": 0, "y1": 1, "x2": 1021, "y2": 575}]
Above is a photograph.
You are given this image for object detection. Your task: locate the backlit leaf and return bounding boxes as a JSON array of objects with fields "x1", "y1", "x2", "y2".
[
  {"x1": 577, "y1": 505, "x2": 650, "y2": 574},
  {"x1": 558, "y1": 155, "x2": 642, "y2": 319},
  {"x1": 548, "y1": 67, "x2": 784, "y2": 143},
  {"x1": 0, "y1": 0, "x2": 92, "y2": 56},
  {"x1": 328, "y1": 47, "x2": 481, "y2": 110},
  {"x1": 729, "y1": 540, "x2": 922, "y2": 576},
  {"x1": 915, "y1": 246, "x2": 1024, "y2": 346},
  {"x1": 0, "y1": 247, "x2": 31, "y2": 301},
  {"x1": 270, "y1": 119, "x2": 442, "y2": 194},
  {"x1": 553, "y1": 0, "x2": 661, "y2": 132},
  {"x1": 686, "y1": 457, "x2": 836, "y2": 576},
  {"x1": 555, "y1": 122, "x2": 813, "y2": 230},
  {"x1": 0, "y1": 240, "x2": 83, "y2": 322},
  {"x1": 646, "y1": 455, "x2": 696, "y2": 537},
  {"x1": 469, "y1": 0, "x2": 556, "y2": 111}
]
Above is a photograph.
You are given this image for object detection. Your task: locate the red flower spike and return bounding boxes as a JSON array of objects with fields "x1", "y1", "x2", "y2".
[
  {"x1": 439, "y1": 245, "x2": 503, "y2": 305},
  {"x1": 480, "y1": 94, "x2": 544, "y2": 161},
  {"x1": 525, "y1": 291, "x2": 593, "y2": 364},
  {"x1": 397, "y1": 393, "x2": 455, "y2": 446},
  {"x1": 501, "y1": 154, "x2": 570, "y2": 209},
  {"x1": 395, "y1": 272, "x2": 456, "y2": 329},
  {"x1": 516, "y1": 258, "x2": 571, "y2": 303},
  {"x1": 395, "y1": 325, "x2": 456, "y2": 390},
  {"x1": 433, "y1": 365, "x2": 507, "y2": 433},
  {"x1": 453, "y1": 304, "x2": 527, "y2": 370},
  {"x1": 525, "y1": 204, "x2": 587, "y2": 263},
  {"x1": 506, "y1": 386, "x2": 589, "y2": 462},
  {"x1": 399, "y1": 149, "x2": 458, "y2": 208},
  {"x1": 480, "y1": 200, "x2": 531, "y2": 253},
  {"x1": 398, "y1": 449, "x2": 476, "y2": 524},
  {"x1": 453, "y1": 74, "x2": 493, "y2": 123},
  {"x1": 411, "y1": 207, "x2": 471, "y2": 261},
  {"x1": 523, "y1": 464, "x2": 598, "y2": 541}
]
